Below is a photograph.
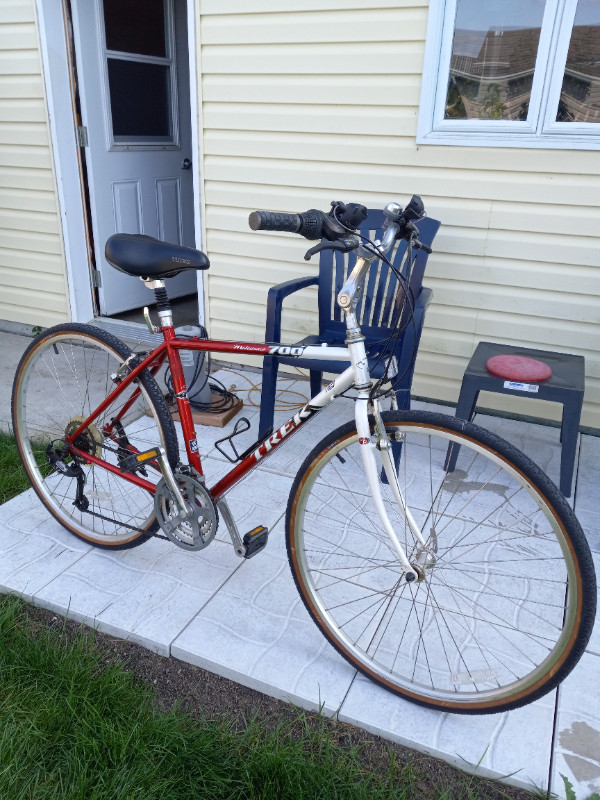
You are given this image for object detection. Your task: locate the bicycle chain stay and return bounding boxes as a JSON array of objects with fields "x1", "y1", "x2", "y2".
[{"x1": 47, "y1": 436, "x2": 172, "y2": 539}]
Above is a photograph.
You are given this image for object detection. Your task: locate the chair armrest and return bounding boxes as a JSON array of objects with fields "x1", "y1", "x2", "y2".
[
  {"x1": 394, "y1": 286, "x2": 434, "y2": 380},
  {"x1": 265, "y1": 275, "x2": 319, "y2": 343},
  {"x1": 397, "y1": 286, "x2": 432, "y2": 331},
  {"x1": 417, "y1": 286, "x2": 433, "y2": 311},
  {"x1": 410, "y1": 287, "x2": 433, "y2": 332}
]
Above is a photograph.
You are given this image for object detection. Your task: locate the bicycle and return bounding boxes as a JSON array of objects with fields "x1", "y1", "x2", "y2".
[{"x1": 12, "y1": 197, "x2": 596, "y2": 715}]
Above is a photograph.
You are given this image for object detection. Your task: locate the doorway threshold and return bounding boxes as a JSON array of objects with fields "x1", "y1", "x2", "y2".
[{"x1": 88, "y1": 317, "x2": 164, "y2": 349}]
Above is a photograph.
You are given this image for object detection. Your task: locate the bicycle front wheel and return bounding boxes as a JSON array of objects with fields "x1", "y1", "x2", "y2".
[
  {"x1": 287, "y1": 410, "x2": 596, "y2": 714},
  {"x1": 12, "y1": 324, "x2": 179, "y2": 549}
]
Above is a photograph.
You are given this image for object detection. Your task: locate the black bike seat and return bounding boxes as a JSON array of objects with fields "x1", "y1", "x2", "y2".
[{"x1": 105, "y1": 234, "x2": 210, "y2": 280}]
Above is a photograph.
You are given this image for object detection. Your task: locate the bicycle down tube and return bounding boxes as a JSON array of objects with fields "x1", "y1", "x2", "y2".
[{"x1": 64, "y1": 334, "x2": 352, "y2": 493}]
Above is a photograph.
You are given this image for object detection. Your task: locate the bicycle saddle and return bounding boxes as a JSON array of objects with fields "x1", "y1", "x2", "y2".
[{"x1": 105, "y1": 234, "x2": 210, "y2": 279}]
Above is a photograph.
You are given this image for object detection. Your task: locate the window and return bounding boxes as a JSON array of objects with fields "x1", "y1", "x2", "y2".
[
  {"x1": 417, "y1": 0, "x2": 600, "y2": 148},
  {"x1": 101, "y1": 0, "x2": 178, "y2": 145}
]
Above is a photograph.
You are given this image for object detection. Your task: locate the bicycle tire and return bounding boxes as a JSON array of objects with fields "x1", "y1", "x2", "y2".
[
  {"x1": 12, "y1": 323, "x2": 179, "y2": 549},
  {"x1": 287, "y1": 409, "x2": 596, "y2": 714}
]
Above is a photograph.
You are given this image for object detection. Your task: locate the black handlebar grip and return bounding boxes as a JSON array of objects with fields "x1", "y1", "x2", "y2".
[{"x1": 248, "y1": 211, "x2": 302, "y2": 233}]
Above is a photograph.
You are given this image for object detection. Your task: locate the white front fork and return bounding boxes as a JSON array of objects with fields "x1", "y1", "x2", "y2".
[
  {"x1": 341, "y1": 264, "x2": 427, "y2": 579},
  {"x1": 372, "y1": 402, "x2": 428, "y2": 550},
  {"x1": 354, "y1": 396, "x2": 425, "y2": 579}
]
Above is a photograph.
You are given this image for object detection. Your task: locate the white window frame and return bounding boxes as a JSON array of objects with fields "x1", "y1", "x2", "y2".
[{"x1": 417, "y1": 0, "x2": 600, "y2": 150}]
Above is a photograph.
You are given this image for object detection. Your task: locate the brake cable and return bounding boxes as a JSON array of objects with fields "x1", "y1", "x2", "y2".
[{"x1": 329, "y1": 205, "x2": 420, "y2": 398}]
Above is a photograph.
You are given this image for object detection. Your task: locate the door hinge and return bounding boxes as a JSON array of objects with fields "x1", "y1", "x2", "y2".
[
  {"x1": 76, "y1": 126, "x2": 89, "y2": 147},
  {"x1": 91, "y1": 269, "x2": 102, "y2": 288}
]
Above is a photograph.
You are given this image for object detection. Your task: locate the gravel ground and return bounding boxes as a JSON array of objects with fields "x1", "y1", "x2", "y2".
[{"x1": 23, "y1": 605, "x2": 541, "y2": 800}]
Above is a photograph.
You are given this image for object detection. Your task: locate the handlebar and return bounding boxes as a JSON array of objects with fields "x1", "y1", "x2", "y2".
[
  {"x1": 249, "y1": 202, "x2": 368, "y2": 242},
  {"x1": 248, "y1": 197, "x2": 432, "y2": 261}
]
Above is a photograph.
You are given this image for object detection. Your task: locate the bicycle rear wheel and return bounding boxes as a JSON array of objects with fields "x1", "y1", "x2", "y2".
[
  {"x1": 287, "y1": 410, "x2": 596, "y2": 714},
  {"x1": 12, "y1": 324, "x2": 179, "y2": 549}
]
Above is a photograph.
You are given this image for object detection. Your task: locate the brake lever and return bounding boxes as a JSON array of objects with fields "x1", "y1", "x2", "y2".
[
  {"x1": 413, "y1": 240, "x2": 433, "y2": 255},
  {"x1": 304, "y1": 236, "x2": 359, "y2": 261}
]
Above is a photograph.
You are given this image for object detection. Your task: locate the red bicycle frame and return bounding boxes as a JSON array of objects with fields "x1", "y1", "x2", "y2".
[{"x1": 65, "y1": 324, "x2": 351, "y2": 503}]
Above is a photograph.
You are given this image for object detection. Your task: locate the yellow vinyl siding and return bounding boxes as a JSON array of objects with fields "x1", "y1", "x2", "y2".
[
  {"x1": 197, "y1": 1, "x2": 600, "y2": 429},
  {"x1": 0, "y1": 0, "x2": 69, "y2": 327}
]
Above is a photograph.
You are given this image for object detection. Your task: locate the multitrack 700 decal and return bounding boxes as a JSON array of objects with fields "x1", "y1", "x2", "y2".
[
  {"x1": 233, "y1": 344, "x2": 306, "y2": 356},
  {"x1": 253, "y1": 404, "x2": 317, "y2": 461},
  {"x1": 268, "y1": 346, "x2": 306, "y2": 356}
]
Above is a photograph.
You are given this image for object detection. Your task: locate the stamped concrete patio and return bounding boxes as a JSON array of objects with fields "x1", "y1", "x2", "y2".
[{"x1": 0, "y1": 326, "x2": 598, "y2": 798}]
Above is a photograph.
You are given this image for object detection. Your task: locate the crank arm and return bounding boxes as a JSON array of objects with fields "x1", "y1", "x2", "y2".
[
  {"x1": 216, "y1": 499, "x2": 246, "y2": 558},
  {"x1": 145, "y1": 446, "x2": 189, "y2": 516}
]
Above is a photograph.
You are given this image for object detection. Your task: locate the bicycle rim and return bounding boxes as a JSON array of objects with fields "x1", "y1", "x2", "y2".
[
  {"x1": 287, "y1": 411, "x2": 595, "y2": 713},
  {"x1": 12, "y1": 325, "x2": 177, "y2": 547}
]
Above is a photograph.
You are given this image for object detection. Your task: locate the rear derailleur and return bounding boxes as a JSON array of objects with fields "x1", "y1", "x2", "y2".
[{"x1": 46, "y1": 442, "x2": 88, "y2": 511}]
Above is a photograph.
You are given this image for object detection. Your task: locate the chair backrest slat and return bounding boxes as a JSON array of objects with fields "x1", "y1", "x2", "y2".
[
  {"x1": 369, "y1": 261, "x2": 391, "y2": 328},
  {"x1": 318, "y1": 210, "x2": 440, "y2": 339},
  {"x1": 319, "y1": 210, "x2": 439, "y2": 335}
]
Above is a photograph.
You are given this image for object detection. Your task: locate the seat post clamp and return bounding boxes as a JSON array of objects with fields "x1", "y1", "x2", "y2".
[{"x1": 141, "y1": 278, "x2": 166, "y2": 290}]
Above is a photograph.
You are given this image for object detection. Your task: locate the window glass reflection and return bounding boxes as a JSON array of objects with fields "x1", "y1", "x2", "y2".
[
  {"x1": 557, "y1": 0, "x2": 600, "y2": 123},
  {"x1": 445, "y1": 0, "x2": 546, "y2": 120}
]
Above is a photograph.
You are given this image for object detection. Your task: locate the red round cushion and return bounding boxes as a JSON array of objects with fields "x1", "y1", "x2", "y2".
[{"x1": 486, "y1": 355, "x2": 552, "y2": 382}]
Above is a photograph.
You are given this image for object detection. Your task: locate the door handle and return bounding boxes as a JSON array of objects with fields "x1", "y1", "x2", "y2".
[{"x1": 182, "y1": 158, "x2": 192, "y2": 170}]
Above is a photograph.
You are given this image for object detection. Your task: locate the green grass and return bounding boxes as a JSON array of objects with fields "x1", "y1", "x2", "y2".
[
  {"x1": 0, "y1": 430, "x2": 36, "y2": 504},
  {"x1": 0, "y1": 594, "x2": 425, "y2": 800},
  {"x1": 0, "y1": 430, "x2": 53, "y2": 504}
]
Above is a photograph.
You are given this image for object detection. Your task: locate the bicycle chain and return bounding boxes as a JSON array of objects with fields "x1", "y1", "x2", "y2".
[
  {"x1": 79, "y1": 505, "x2": 147, "y2": 535},
  {"x1": 79, "y1": 495, "x2": 172, "y2": 540},
  {"x1": 74, "y1": 439, "x2": 170, "y2": 540}
]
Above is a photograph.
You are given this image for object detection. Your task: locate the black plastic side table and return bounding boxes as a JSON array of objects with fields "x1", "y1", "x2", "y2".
[{"x1": 445, "y1": 342, "x2": 585, "y2": 497}]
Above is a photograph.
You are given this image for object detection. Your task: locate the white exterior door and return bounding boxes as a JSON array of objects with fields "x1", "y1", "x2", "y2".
[{"x1": 71, "y1": 0, "x2": 197, "y2": 315}]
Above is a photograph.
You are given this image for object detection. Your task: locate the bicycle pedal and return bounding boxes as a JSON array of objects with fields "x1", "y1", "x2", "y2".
[
  {"x1": 119, "y1": 447, "x2": 160, "y2": 473},
  {"x1": 243, "y1": 525, "x2": 269, "y2": 559}
]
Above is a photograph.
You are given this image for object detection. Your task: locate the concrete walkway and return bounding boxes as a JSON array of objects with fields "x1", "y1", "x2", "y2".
[{"x1": 1, "y1": 327, "x2": 598, "y2": 798}]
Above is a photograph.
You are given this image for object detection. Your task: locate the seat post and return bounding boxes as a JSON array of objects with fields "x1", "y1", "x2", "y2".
[{"x1": 144, "y1": 279, "x2": 173, "y2": 328}]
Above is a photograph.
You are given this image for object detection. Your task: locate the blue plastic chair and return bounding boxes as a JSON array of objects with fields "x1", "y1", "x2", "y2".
[{"x1": 258, "y1": 211, "x2": 441, "y2": 436}]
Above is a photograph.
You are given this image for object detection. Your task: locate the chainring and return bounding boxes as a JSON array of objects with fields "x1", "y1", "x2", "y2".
[{"x1": 154, "y1": 472, "x2": 218, "y2": 551}]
